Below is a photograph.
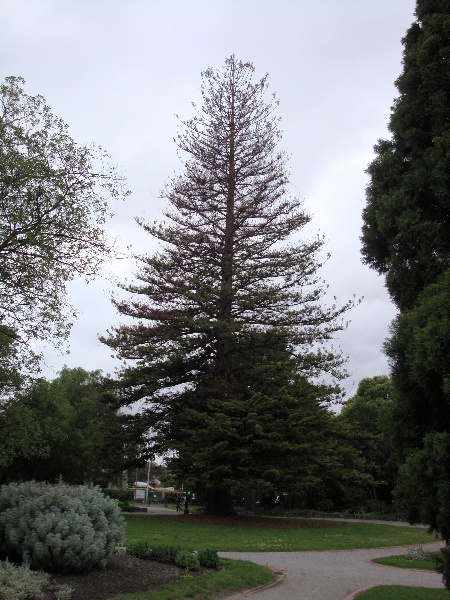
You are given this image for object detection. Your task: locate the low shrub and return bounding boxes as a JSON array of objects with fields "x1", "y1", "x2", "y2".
[
  {"x1": 0, "y1": 481, "x2": 124, "y2": 573},
  {"x1": 406, "y1": 547, "x2": 433, "y2": 561},
  {"x1": 128, "y1": 543, "x2": 219, "y2": 571},
  {"x1": 0, "y1": 559, "x2": 74, "y2": 600},
  {"x1": 128, "y1": 542, "x2": 181, "y2": 564},
  {"x1": 436, "y1": 546, "x2": 450, "y2": 591},
  {"x1": 174, "y1": 549, "x2": 200, "y2": 571},
  {"x1": 165, "y1": 492, "x2": 177, "y2": 505},
  {"x1": 102, "y1": 488, "x2": 134, "y2": 503},
  {"x1": 198, "y1": 548, "x2": 220, "y2": 568},
  {"x1": 102, "y1": 488, "x2": 135, "y2": 511},
  {"x1": 0, "y1": 560, "x2": 49, "y2": 600}
]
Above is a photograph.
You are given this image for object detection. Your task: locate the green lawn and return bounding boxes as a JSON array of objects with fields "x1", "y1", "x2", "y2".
[
  {"x1": 124, "y1": 515, "x2": 435, "y2": 552},
  {"x1": 373, "y1": 552, "x2": 441, "y2": 571},
  {"x1": 111, "y1": 558, "x2": 276, "y2": 600},
  {"x1": 355, "y1": 586, "x2": 449, "y2": 599}
]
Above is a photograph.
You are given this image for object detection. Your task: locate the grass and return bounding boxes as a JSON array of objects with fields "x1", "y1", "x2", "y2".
[
  {"x1": 124, "y1": 515, "x2": 435, "y2": 552},
  {"x1": 111, "y1": 558, "x2": 276, "y2": 600},
  {"x1": 354, "y1": 586, "x2": 449, "y2": 599},
  {"x1": 373, "y1": 551, "x2": 441, "y2": 571}
]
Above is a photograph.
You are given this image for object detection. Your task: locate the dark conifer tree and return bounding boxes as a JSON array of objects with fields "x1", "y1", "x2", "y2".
[
  {"x1": 361, "y1": 0, "x2": 450, "y2": 446},
  {"x1": 103, "y1": 56, "x2": 353, "y2": 514},
  {"x1": 361, "y1": 1, "x2": 450, "y2": 564},
  {"x1": 361, "y1": 1, "x2": 450, "y2": 311}
]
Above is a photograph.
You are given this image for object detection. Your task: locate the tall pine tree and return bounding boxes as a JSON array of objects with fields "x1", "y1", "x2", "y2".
[{"x1": 104, "y1": 57, "x2": 354, "y2": 514}]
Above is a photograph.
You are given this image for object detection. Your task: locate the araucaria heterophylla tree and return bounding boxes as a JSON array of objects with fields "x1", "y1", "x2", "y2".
[{"x1": 103, "y1": 56, "x2": 356, "y2": 514}]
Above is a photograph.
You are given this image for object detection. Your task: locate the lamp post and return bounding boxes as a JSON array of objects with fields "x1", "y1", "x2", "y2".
[
  {"x1": 146, "y1": 459, "x2": 151, "y2": 505},
  {"x1": 184, "y1": 484, "x2": 189, "y2": 514}
]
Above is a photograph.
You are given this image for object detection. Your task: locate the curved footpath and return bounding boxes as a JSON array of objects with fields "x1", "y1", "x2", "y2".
[
  {"x1": 143, "y1": 508, "x2": 445, "y2": 599},
  {"x1": 220, "y1": 538, "x2": 445, "y2": 600}
]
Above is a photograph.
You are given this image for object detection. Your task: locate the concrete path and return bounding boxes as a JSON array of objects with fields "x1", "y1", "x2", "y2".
[
  {"x1": 142, "y1": 504, "x2": 178, "y2": 515},
  {"x1": 220, "y1": 540, "x2": 445, "y2": 599},
  {"x1": 136, "y1": 509, "x2": 446, "y2": 598}
]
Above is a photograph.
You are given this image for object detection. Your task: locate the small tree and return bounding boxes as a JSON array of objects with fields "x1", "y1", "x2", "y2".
[
  {"x1": 0, "y1": 367, "x2": 146, "y2": 485},
  {"x1": 104, "y1": 56, "x2": 354, "y2": 514},
  {"x1": 0, "y1": 76, "x2": 129, "y2": 372},
  {"x1": 339, "y1": 376, "x2": 398, "y2": 506}
]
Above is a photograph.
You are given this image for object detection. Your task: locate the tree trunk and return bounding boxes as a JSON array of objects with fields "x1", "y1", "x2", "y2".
[
  {"x1": 205, "y1": 485, "x2": 236, "y2": 515},
  {"x1": 216, "y1": 63, "x2": 236, "y2": 399}
]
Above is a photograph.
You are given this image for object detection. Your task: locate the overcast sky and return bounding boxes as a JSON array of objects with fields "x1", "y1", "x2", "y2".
[{"x1": 1, "y1": 0, "x2": 417, "y2": 398}]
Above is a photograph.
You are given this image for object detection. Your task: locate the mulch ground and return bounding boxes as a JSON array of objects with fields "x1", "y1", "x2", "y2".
[
  {"x1": 37, "y1": 514, "x2": 343, "y2": 599},
  {"x1": 143, "y1": 513, "x2": 345, "y2": 528},
  {"x1": 43, "y1": 554, "x2": 186, "y2": 600}
]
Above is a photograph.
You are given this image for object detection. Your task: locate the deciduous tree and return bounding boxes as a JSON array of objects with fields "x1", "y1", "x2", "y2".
[
  {"x1": 0, "y1": 76, "x2": 129, "y2": 370},
  {"x1": 0, "y1": 367, "x2": 145, "y2": 485},
  {"x1": 339, "y1": 376, "x2": 398, "y2": 506}
]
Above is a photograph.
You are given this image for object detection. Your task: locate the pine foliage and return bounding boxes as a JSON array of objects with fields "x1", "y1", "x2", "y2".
[{"x1": 103, "y1": 56, "x2": 355, "y2": 513}]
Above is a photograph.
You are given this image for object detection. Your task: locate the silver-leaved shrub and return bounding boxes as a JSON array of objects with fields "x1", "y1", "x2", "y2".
[{"x1": 0, "y1": 481, "x2": 124, "y2": 573}]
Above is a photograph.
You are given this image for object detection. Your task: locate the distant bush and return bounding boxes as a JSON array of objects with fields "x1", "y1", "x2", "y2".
[
  {"x1": 436, "y1": 547, "x2": 450, "y2": 591},
  {"x1": 102, "y1": 488, "x2": 134, "y2": 503},
  {"x1": 0, "y1": 481, "x2": 124, "y2": 573},
  {"x1": 316, "y1": 499, "x2": 335, "y2": 512},
  {"x1": 198, "y1": 548, "x2": 219, "y2": 568},
  {"x1": 175, "y1": 549, "x2": 200, "y2": 571},
  {"x1": 128, "y1": 542, "x2": 181, "y2": 564},
  {"x1": 102, "y1": 488, "x2": 135, "y2": 511},
  {"x1": 406, "y1": 547, "x2": 433, "y2": 562},
  {"x1": 164, "y1": 492, "x2": 177, "y2": 504},
  {"x1": 127, "y1": 542, "x2": 219, "y2": 571}
]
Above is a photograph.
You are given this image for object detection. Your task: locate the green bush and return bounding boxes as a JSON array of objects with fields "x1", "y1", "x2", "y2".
[
  {"x1": 128, "y1": 542, "x2": 181, "y2": 564},
  {"x1": 0, "y1": 560, "x2": 50, "y2": 600},
  {"x1": 0, "y1": 559, "x2": 74, "y2": 600},
  {"x1": 316, "y1": 499, "x2": 335, "y2": 512},
  {"x1": 198, "y1": 548, "x2": 219, "y2": 568},
  {"x1": 174, "y1": 549, "x2": 200, "y2": 571},
  {"x1": 436, "y1": 546, "x2": 450, "y2": 591},
  {"x1": 0, "y1": 481, "x2": 124, "y2": 573},
  {"x1": 128, "y1": 543, "x2": 217, "y2": 570},
  {"x1": 164, "y1": 492, "x2": 177, "y2": 504},
  {"x1": 102, "y1": 488, "x2": 134, "y2": 503}
]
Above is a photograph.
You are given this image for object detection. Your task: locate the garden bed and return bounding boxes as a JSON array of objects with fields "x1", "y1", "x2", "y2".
[{"x1": 43, "y1": 553, "x2": 190, "y2": 600}]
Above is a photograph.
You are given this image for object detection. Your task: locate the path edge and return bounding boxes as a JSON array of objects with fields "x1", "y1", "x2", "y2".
[{"x1": 222, "y1": 566, "x2": 286, "y2": 599}]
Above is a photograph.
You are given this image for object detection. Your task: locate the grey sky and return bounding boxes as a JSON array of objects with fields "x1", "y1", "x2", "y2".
[{"x1": 1, "y1": 0, "x2": 416, "y2": 397}]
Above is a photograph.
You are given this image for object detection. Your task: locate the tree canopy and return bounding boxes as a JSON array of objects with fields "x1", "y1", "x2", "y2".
[
  {"x1": 361, "y1": 0, "x2": 450, "y2": 451},
  {"x1": 361, "y1": 1, "x2": 450, "y2": 311},
  {"x1": 360, "y1": 0, "x2": 450, "y2": 552},
  {"x1": 385, "y1": 268, "x2": 450, "y2": 453},
  {"x1": 0, "y1": 367, "x2": 145, "y2": 485},
  {"x1": 103, "y1": 56, "x2": 355, "y2": 514},
  {"x1": 339, "y1": 376, "x2": 398, "y2": 505},
  {"x1": 0, "y1": 76, "x2": 129, "y2": 374}
]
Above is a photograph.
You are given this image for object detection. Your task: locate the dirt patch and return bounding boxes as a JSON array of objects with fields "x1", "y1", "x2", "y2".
[
  {"x1": 143, "y1": 513, "x2": 346, "y2": 528},
  {"x1": 42, "y1": 554, "x2": 185, "y2": 600}
]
